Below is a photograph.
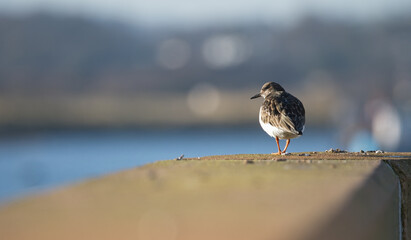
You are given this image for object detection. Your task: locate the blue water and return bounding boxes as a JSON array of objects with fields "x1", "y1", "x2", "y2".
[{"x1": 0, "y1": 127, "x2": 339, "y2": 202}]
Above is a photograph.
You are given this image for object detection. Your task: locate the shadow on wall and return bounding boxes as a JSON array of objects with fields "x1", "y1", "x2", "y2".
[{"x1": 306, "y1": 162, "x2": 400, "y2": 240}]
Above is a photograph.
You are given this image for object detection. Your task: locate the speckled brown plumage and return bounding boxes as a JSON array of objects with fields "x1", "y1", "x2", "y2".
[
  {"x1": 260, "y1": 90, "x2": 305, "y2": 135},
  {"x1": 251, "y1": 82, "x2": 305, "y2": 154}
]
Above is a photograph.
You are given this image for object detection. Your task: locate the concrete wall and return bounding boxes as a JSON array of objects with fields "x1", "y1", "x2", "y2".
[{"x1": 0, "y1": 152, "x2": 408, "y2": 240}]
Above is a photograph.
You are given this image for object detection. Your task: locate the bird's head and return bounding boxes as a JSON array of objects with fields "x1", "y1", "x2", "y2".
[{"x1": 250, "y1": 82, "x2": 285, "y2": 99}]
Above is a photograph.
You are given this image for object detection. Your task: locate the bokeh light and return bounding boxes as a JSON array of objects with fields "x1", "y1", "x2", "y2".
[
  {"x1": 202, "y1": 35, "x2": 251, "y2": 69},
  {"x1": 371, "y1": 101, "x2": 402, "y2": 151},
  {"x1": 157, "y1": 38, "x2": 191, "y2": 70},
  {"x1": 187, "y1": 83, "x2": 221, "y2": 117}
]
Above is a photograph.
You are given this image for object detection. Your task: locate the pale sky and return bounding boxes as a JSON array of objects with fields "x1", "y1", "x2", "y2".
[{"x1": 1, "y1": 0, "x2": 410, "y2": 27}]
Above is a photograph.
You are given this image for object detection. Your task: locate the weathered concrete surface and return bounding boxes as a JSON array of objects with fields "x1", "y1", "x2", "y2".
[
  {"x1": 386, "y1": 159, "x2": 411, "y2": 240},
  {"x1": 0, "y1": 152, "x2": 408, "y2": 240}
]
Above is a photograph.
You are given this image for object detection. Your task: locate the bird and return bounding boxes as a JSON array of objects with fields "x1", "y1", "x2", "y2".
[{"x1": 251, "y1": 82, "x2": 305, "y2": 155}]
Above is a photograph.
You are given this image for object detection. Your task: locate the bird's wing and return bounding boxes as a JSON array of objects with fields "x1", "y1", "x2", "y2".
[{"x1": 261, "y1": 92, "x2": 305, "y2": 134}]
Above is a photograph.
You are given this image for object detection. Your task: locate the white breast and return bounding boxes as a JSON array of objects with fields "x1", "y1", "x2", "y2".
[{"x1": 258, "y1": 107, "x2": 302, "y2": 140}]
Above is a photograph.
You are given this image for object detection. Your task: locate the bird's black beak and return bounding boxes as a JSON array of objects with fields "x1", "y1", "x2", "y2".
[{"x1": 250, "y1": 93, "x2": 261, "y2": 99}]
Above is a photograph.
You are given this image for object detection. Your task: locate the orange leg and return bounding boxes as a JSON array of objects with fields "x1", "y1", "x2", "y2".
[
  {"x1": 282, "y1": 139, "x2": 290, "y2": 153},
  {"x1": 272, "y1": 136, "x2": 282, "y2": 155}
]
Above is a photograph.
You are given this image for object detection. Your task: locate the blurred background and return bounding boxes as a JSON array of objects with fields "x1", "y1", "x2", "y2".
[{"x1": 0, "y1": 0, "x2": 410, "y2": 201}]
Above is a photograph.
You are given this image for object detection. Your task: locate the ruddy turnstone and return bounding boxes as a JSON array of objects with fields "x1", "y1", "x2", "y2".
[{"x1": 251, "y1": 82, "x2": 305, "y2": 154}]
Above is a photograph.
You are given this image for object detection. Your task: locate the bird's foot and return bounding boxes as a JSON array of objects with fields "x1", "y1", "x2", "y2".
[{"x1": 271, "y1": 151, "x2": 282, "y2": 155}]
